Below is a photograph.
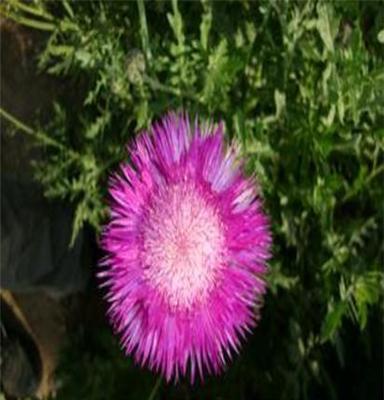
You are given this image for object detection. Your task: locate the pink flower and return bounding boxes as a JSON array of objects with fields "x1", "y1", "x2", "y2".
[{"x1": 99, "y1": 112, "x2": 271, "y2": 382}]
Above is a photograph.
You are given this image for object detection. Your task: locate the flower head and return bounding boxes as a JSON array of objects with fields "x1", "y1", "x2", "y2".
[{"x1": 99, "y1": 112, "x2": 271, "y2": 382}]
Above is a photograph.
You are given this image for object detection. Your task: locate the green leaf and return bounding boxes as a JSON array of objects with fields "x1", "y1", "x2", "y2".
[
  {"x1": 274, "y1": 89, "x2": 286, "y2": 120},
  {"x1": 316, "y1": 3, "x2": 339, "y2": 53},
  {"x1": 84, "y1": 112, "x2": 110, "y2": 139},
  {"x1": 199, "y1": 0, "x2": 212, "y2": 51},
  {"x1": 353, "y1": 271, "x2": 384, "y2": 329},
  {"x1": 167, "y1": 0, "x2": 185, "y2": 51},
  {"x1": 321, "y1": 302, "x2": 346, "y2": 342},
  {"x1": 267, "y1": 263, "x2": 299, "y2": 294},
  {"x1": 378, "y1": 30, "x2": 384, "y2": 44}
]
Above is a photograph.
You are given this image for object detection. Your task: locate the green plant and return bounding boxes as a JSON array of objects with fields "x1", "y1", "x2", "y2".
[{"x1": 1, "y1": 1, "x2": 383, "y2": 399}]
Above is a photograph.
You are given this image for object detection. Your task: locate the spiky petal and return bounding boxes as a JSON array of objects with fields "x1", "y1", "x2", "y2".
[{"x1": 99, "y1": 112, "x2": 271, "y2": 382}]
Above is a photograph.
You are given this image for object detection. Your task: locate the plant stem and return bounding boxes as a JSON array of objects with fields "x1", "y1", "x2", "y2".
[
  {"x1": 0, "y1": 7, "x2": 55, "y2": 31},
  {"x1": 0, "y1": 107, "x2": 79, "y2": 158},
  {"x1": 342, "y1": 164, "x2": 384, "y2": 202},
  {"x1": 147, "y1": 376, "x2": 162, "y2": 400},
  {"x1": 8, "y1": 0, "x2": 54, "y2": 21},
  {"x1": 0, "y1": 107, "x2": 34, "y2": 135},
  {"x1": 144, "y1": 76, "x2": 200, "y2": 103},
  {"x1": 137, "y1": 0, "x2": 152, "y2": 63}
]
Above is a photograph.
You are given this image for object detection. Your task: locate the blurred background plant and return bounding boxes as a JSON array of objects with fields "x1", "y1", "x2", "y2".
[{"x1": 1, "y1": 0, "x2": 383, "y2": 399}]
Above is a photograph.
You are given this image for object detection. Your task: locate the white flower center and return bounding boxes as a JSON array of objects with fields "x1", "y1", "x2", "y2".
[{"x1": 142, "y1": 182, "x2": 225, "y2": 310}]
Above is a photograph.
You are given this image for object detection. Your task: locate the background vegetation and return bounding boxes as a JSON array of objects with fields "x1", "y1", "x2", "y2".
[{"x1": 1, "y1": 0, "x2": 383, "y2": 399}]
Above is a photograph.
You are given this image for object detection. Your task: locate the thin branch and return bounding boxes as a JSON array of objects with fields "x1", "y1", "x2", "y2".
[
  {"x1": 0, "y1": 107, "x2": 79, "y2": 159},
  {"x1": 147, "y1": 376, "x2": 162, "y2": 400},
  {"x1": 7, "y1": 0, "x2": 54, "y2": 21},
  {"x1": 342, "y1": 164, "x2": 384, "y2": 202},
  {"x1": 0, "y1": 7, "x2": 55, "y2": 31},
  {"x1": 137, "y1": 0, "x2": 152, "y2": 64}
]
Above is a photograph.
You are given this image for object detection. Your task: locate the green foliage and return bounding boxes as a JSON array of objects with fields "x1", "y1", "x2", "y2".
[{"x1": 2, "y1": 0, "x2": 383, "y2": 399}]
